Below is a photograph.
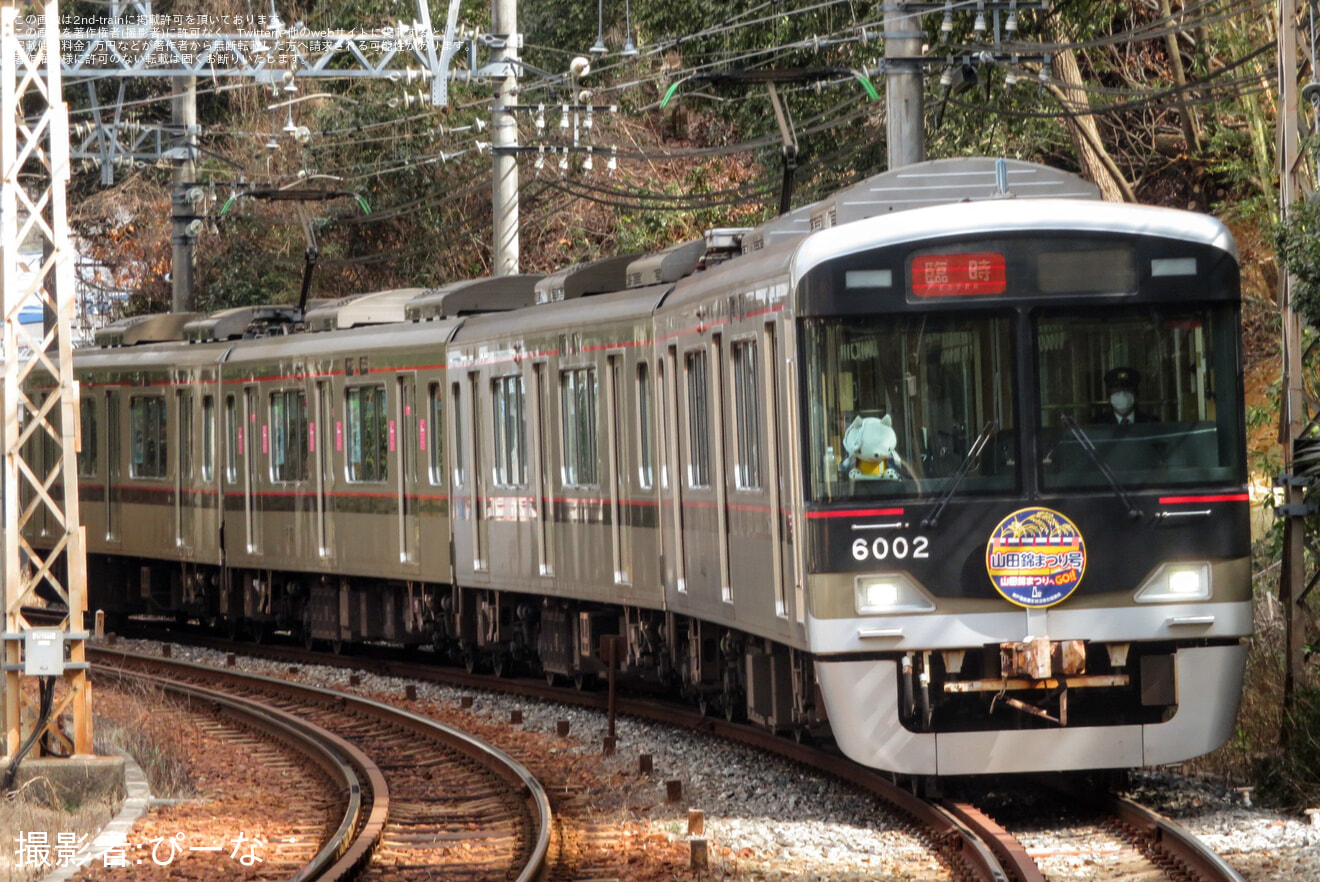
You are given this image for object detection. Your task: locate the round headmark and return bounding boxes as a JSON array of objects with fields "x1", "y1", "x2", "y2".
[{"x1": 985, "y1": 507, "x2": 1086, "y2": 608}]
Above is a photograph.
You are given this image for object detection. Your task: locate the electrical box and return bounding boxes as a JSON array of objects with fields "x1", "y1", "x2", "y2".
[{"x1": 23, "y1": 630, "x2": 64, "y2": 675}]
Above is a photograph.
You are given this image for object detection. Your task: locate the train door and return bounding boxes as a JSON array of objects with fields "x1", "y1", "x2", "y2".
[
  {"x1": 711, "y1": 333, "x2": 732, "y2": 603},
  {"x1": 786, "y1": 332, "x2": 806, "y2": 625},
  {"x1": 105, "y1": 390, "x2": 120, "y2": 542},
  {"x1": 243, "y1": 385, "x2": 261, "y2": 553},
  {"x1": 664, "y1": 344, "x2": 686, "y2": 593},
  {"x1": 763, "y1": 322, "x2": 789, "y2": 620},
  {"x1": 396, "y1": 374, "x2": 419, "y2": 564},
  {"x1": 468, "y1": 371, "x2": 486, "y2": 571},
  {"x1": 532, "y1": 362, "x2": 554, "y2": 576},
  {"x1": 605, "y1": 354, "x2": 630, "y2": 584},
  {"x1": 314, "y1": 379, "x2": 332, "y2": 559},
  {"x1": 175, "y1": 389, "x2": 193, "y2": 549}
]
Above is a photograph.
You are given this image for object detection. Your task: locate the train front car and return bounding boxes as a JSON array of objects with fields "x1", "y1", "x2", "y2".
[{"x1": 800, "y1": 199, "x2": 1249, "y2": 775}]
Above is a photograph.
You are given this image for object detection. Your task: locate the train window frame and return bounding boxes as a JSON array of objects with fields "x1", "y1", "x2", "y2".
[
  {"x1": 345, "y1": 384, "x2": 389, "y2": 483},
  {"x1": 1034, "y1": 303, "x2": 1245, "y2": 490},
  {"x1": 269, "y1": 388, "x2": 310, "y2": 483},
  {"x1": 224, "y1": 394, "x2": 238, "y2": 484},
  {"x1": 77, "y1": 393, "x2": 97, "y2": 478},
  {"x1": 491, "y1": 373, "x2": 527, "y2": 487},
  {"x1": 427, "y1": 381, "x2": 444, "y2": 486},
  {"x1": 802, "y1": 312, "x2": 1018, "y2": 503},
  {"x1": 128, "y1": 395, "x2": 168, "y2": 480},
  {"x1": 177, "y1": 390, "x2": 193, "y2": 480},
  {"x1": 636, "y1": 361, "x2": 653, "y2": 490},
  {"x1": 201, "y1": 395, "x2": 216, "y2": 483},
  {"x1": 684, "y1": 347, "x2": 712, "y2": 489},
  {"x1": 731, "y1": 338, "x2": 762, "y2": 490},
  {"x1": 560, "y1": 365, "x2": 599, "y2": 488}
]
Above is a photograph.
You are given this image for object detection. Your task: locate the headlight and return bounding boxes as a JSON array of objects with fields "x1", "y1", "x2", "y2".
[
  {"x1": 1134, "y1": 562, "x2": 1211, "y2": 603},
  {"x1": 855, "y1": 573, "x2": 936, "y2": 615}
]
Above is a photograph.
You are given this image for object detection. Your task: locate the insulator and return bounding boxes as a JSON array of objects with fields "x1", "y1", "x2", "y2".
[
  {"x1": 559, "y1": 151, "x2": 568, "y2": 171},
  {"x1": 583, "y1": 149, "x2": 593, "y2": 171},
  {"x1": 535, "y1": 104, "x2": 545, "y2": 132},
  {"x1": 973, "y1": 3, "x2": 986, "y2": 35},
  {"x1": 560, "y1": 106, "x2": 570, "y2": 129},
  {"x1": 941, "y1": 4, "x2": 953, "y2": 39},
  {"x1": 1006, "y1": 3, "x2": 1018, "y2": 35}
]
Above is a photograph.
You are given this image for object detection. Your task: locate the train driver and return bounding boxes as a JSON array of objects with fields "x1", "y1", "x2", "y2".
[{"x1": 1094, "y1": 366, "x2": 1153, "y2": 424}]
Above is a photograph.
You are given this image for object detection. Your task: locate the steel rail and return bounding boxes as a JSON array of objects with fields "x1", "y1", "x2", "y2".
[
  {"x1": 1102, "y1": 791, "x2": 1246, "y2": 882},
  {"x1": 1032, "y1": 773, "x2": 1246, "y2": 882},
  {"x1": 95, "y1": 663, "x2": 387, "y2": 882},
  {"x1": 95, "y1": 631, "x2": 1008, "y2": 882},
  {"x1": 90, "y1": 647, "x2": 552, "y2": 882}
]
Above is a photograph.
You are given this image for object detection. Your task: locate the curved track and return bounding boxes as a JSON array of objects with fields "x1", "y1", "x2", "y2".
[
  {"x1": 98, "y1": 663, "x2": 382, "y2": 881},
  {"x1": 90, "y1": 647, "x2": 551, "y2": 882},
  {"x1": 90, "y1": 623, "x2": 1246, "y2": 882}
]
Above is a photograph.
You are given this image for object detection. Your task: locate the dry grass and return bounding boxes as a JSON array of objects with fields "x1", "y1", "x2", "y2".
[
  {"x1": 0, "y1": 783, "x2": 114, "y2": 882},
  {"x1": 92, "y1": 680, "x2": 196, "y2": 800},
  {"x1": 1185, "y1": 550, "x2": 1320, "y2": 810}
]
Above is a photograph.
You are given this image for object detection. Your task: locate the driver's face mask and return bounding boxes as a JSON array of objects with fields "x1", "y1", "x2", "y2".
[{"x1": 1110, "y1": 390, "x2": 1135, "y2": 416}]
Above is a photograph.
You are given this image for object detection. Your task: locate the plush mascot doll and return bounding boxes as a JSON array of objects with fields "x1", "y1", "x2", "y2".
[{"x1": 841, "y1": 414, "x2": 903, "y2": 481}]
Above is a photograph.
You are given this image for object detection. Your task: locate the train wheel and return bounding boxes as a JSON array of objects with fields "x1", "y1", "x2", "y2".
[
  {"x1": 491, "y1": 653, "x2": 509, "y2": 679},
  {"x1": 572, "y1": 673, "x2": 595, "y2": 692},
  {"x1": 249, "y1": 622, "x2": 269, "y2": 645},
  {"x1": 329, "y1": 638, "x2": 345, "y2": 655},
  {"x1": 545, "y1": 672, "x2": 559, "y2": 687},
  {"x1": 223, "y1": 618, "x2": 241, "y2": 641},
  {"x1": 463, "y1": 650, "x2": 479, "y2": 674}
]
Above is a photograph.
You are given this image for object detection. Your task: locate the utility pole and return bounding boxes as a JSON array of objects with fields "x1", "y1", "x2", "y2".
[
  {"x1": 170, "y1": 75, "x2": 197, "y2": 312},
  {"x1": 491, "y1": 0, "x2": 520, "y2": 275},
  {"x1": 884, "y1": 1, "x2": 924, "y2": 169},
  {"x1": 2, "y1": 0, "x2": 93, "y2": 761},
  {"x1": 1276, "y1": 0, "x2": 1313, "y2": 731}
]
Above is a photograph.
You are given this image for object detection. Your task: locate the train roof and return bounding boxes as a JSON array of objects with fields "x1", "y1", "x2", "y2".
[
  {"x1": 76, "y1": 338, "x2": 230, "y2": 374},
  {"x1": 405, "y1": 275, "x2": 544, "y2": 321},
  {"x1": 741, "y1": 157, "x2": 1100, "y2": 253},
  {"x1": 92, "y1": 312, "x2": 204, "y2": 347},
  {"x1": 221, "y1": 314, "x2": 464, "y2": 365},
  {"x1": 450, "y1": 283, "x2": 668, "y2": 345},
  {"x1": 790, "y1": 197, "x2": 1238, "y2": 287},
  {"x1": 304, "y1": 288, "x2": 429, "y2": 331}
]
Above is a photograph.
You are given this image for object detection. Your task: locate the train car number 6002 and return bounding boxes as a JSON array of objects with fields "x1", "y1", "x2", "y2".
[{"x1": 851, "y1": 536, "x2": 930, "y2": 562}]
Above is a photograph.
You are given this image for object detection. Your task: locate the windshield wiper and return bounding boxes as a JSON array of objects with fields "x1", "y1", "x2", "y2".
[
  {"x1": 921, "y1": 420, "x2": 997, "y2": 529},
  {"x1": 1059, "y1": 415, "x2": 1142, "y2": 520}
]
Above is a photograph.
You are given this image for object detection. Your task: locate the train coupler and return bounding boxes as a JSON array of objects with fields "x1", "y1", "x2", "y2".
[{"x1": 999, "y1": 636, "x2": 1086, "y2": 680}]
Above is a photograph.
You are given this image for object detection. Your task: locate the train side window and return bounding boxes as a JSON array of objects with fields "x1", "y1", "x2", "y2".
[
  {"x1": 560, "y1": 366, "x2": 598, "y2": 487},
  {"x1": 450, "y1": 382, "x2": 464, "y2": 485},
  {"x1": 492, "y1": 374, "x2": 527, "y2": 486},
  {"x1": 201, "y1": 395, "x2": 215, "y2": 483},
  {"x1": 636, "y1": 361, "x2": 653, "y2": 489},
  {"x1": 346, "y1": 384, "x2": 388, "y2": 483},
  {"x1": 224, "y1": 395, "x2": 238, "y2": 483},
  {"x1": 270, "y1": 389, "x2": 309, "y2": 482},
  {"x1": 77, "y1": 394, "x2": 97, "y2": 477},
  {"x1": 685, "y1": 349, "x2": 711, "y2": 488},
  {"x1": 177, "y1": 391, "x2": 193, "y2": 479},
  {"x1": 731, "y1": 340, "x2": 761, "y2": 490},
  {"x1": 129, "y1": 395, "x2": 168, "y2": 479},
  {"x1": 427, "y1": 382, "x2": 444, "y2": 485}
]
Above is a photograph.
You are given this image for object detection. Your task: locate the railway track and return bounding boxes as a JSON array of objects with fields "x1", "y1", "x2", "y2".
[
  {"x1": 84, "y1": 621, "x2": 1247, "y2": 882},
  {"x1": 97, "y1": 665, "x2": 380, "y2": 880},
  {"x1": 942, "y1": 775, "x2": 1248, "y2": 882},
  {"x1": 89, "y1": 646, "x2": 551, "y2": 882}
]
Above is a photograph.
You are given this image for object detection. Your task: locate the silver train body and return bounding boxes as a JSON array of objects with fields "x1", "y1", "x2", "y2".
[{"x1": 30, "y1": 159, "x2": 1251, "y2": 774}]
